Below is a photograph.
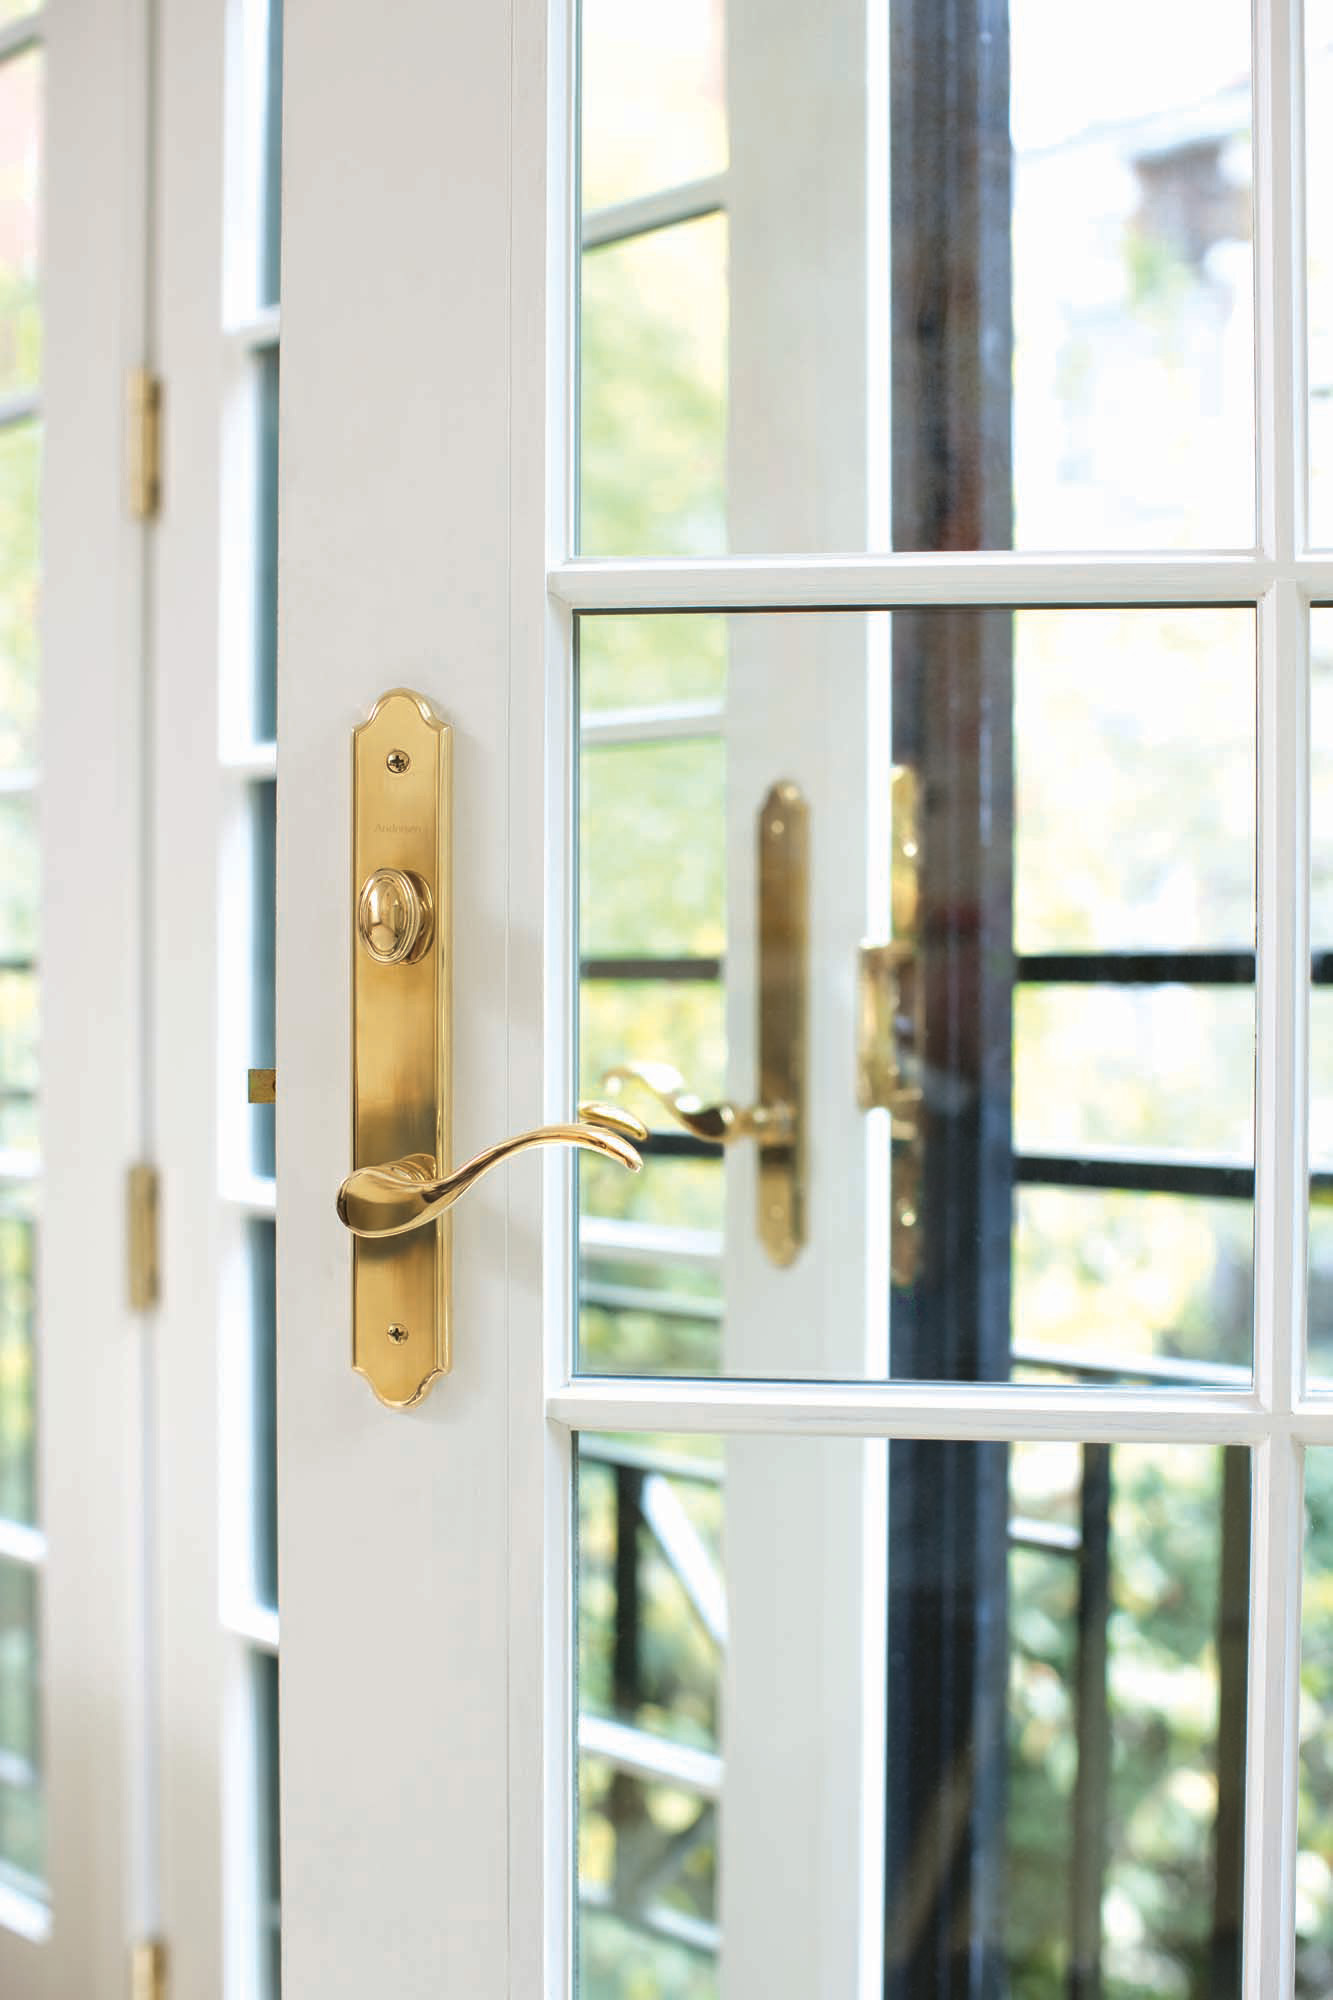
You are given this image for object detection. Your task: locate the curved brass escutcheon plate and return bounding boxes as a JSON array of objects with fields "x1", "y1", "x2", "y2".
[
  {"x1": 350, "y1": 690, "x2": 453, "y2": 1409},
  {"x1": 346, "y1": 695, "x2": 645, "y2": 1408}
]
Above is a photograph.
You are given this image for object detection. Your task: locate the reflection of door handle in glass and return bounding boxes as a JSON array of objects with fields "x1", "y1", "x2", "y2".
[
  {"x1": 856, "y1": 945, "x2": 922, "y2": 1137},
  {"x1": 601, "y1": 780, "x2": 809, "y2": 1269},
  {"x1": 337, "y1": 1102, "x2": 645, "y2": 1238},
  {"x1": 600, "y1": 1060, "x2": 793, "y2": 1147},
  {"x1": 859, "y1": 765, "x2": 923, "y2": 1287}
]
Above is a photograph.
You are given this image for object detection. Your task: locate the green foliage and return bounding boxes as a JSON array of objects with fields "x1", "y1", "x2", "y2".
[
  {"x1": 581, "y1": 741, "x2": 726, "y2": 959},
  {"x1": 580, "y1": 220, "x2": 726, "y2": 560},
  {"x1": 0, "y1": 1554, "x2": 42, "y2": 1884},
  {"x1": 580, "y1": 616, "x2": 727, "y2": 714}
]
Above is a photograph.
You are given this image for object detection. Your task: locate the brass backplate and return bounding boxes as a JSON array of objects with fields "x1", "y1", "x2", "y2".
[
  {"x1": 756, "y1": 782, "x2": 808, "y2": 1265},
  {"x1": 351, "y1": 691, "x2": 452, "y2": 1407}
]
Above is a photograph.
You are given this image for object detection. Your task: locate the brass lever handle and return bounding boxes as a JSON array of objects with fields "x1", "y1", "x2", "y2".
[
  {"x1": 337, "y1": 1102, "x2": 646, "y2": 1239},
  {"x1": 601, "y1": 1060, "x2": 794, "y2": 1148}
]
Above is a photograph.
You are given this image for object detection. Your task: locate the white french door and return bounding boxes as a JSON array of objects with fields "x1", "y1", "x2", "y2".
[{"x1": 264, "y1": 3, "x2": 1332, "y2": 2000}]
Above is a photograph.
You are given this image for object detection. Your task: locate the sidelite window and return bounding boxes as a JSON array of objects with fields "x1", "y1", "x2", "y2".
[
  {"x1": 572, "y1": 0, "x2": 1274, "y2": 1993},
  {"x1": 0, "y1": 3, "x2": 41, "y2": 1918}
]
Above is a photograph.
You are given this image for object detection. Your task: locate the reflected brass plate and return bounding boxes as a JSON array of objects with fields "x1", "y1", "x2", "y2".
[
  {"x1": 351, "y1": 691, "x2": 451, "y2": 1407},
  {"x1": 858, "y1": 764, "x2": 923, "y2": 1288},
  {"x1": 757, "y1": 782, "x2": 808, "y2": 1265}
]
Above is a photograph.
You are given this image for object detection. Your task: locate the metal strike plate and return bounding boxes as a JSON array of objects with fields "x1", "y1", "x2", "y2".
[
  {"x1": 351, "y1": 690, "x2": 451, "y2": 1407},
  {"x1": 756, "y1": 781, "x2": 808, "y2": 1266}
]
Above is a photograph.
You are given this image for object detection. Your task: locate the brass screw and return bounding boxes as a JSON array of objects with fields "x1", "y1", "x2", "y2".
[
  {"x1": 387, "y1": 1323, "x2": 409, "y2": 1344},
  {"x1": 386, "y1": 749, "x2": 410, "y2": 775}
]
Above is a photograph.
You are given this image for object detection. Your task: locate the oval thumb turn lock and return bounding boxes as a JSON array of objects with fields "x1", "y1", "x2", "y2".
[{"x1": 357, "y1": 866, "x2": 433, "y2": 964}]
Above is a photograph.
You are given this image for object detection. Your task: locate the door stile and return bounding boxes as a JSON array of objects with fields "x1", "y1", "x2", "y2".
[
  {"x1": 152, "y1": 0, "x2": 234, "y2": 1986},
  {"x1": 276, "y1": 2, "x2": 531, "y2": 1991},
  {"x1": 1252, "y1": 0, "x2": 1305, "y2": 564},
  {"x1": 507, "y1": 0, "x2": 575, "y2": 1987},
  {"x1": 1240, "y1": 573, "x2": 1309, "y2": 1998},
  {"x1": 26, "y1": 0, "x2": 156, "y2": 1991}
]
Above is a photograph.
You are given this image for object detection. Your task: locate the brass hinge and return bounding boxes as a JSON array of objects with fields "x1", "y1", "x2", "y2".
[
  {"x1": 126, "y1": 367, "x2": 163, "y2": 520},
  {"x1": 127, "y1": 1163, "x2": 160, "y2": 1311},
  {"x1": 130, "y1": 1938, "x2": 168, "y2": 2000}
]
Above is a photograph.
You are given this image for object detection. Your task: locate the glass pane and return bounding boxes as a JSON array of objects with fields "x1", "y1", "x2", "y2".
[
  {"x1": 0, "y1": 1206, "x2": 35, "y2": 1525},
  {"x1": 581, "y1": 740, "x2": 725, "y2": 960},
  {"x1": 0, "y1": 50, "x2": 41, "y2": 400},
  {"x1": 258, "y1": 0, "x2": 283, "y2": 309},
  {"x1": 250, "y1": 1220, "x2": 277, "y2": 1610},
  {"x1": 253, "y1": 352, "x2": 279, "y2": 742},
  {"x1": 0, "y1": 963, "x2": 37, "y2": 1155},
  {"x1": 580, "y1": 614, "x2": 726, "y2": 716},
  {"x1": 250, "y1": 781, "x2": 276, "y2": 1178},
  {"x1": 1015, "y1": 988, "x2": 1254, "y2": 1161},
  {"x1": 1312, "y1": 613, "x2": 1333, "y2": 1381},
  {"x1": 0, "y1": 422, "x2": 39, "y2": 773},
  {"x1": 1016, "y1": 1189, "x2": 1251, "y2": 1382},
  {"x1": 0, "y1": 789, "x2": 38, "y2": 1149},
  {"x1": 578, "y1": 0, "x2": 1254, "y2": 556},
  {"x1": 575, "y1": 1434, "x2": 1247, "y2": 1996},
  {"x1": 1310, "y1": 7, "x2": 1333, "y2": 545},
  {"x1": 581, "y1": 217, "x2": 726, "y2": 560},
  {"x1": 0, "y1": 791, "x2": 37, "y2": 962},
  {"x1": 1015, "y1": 610, "x2": 1253, "y2": 953},
  {"x1": 0, "y1": 1556, "x2": 42, "y2": 1888},
  {"x1": 254, "y1": 1651, "x2": 281, "y2": 1998},
  {"x1": 577, "y1": 607, "x2": 1255, "y2": 1382},
  {"x1": 1301, "y1": 1448, "x2": 1333, "y2": 1990},
  {"x1": 580, "y1": 0, "x2": 725, "y2": 211},
  {"x1": 1312, "y1": 613, "x2": 1333, "y2": 949}
]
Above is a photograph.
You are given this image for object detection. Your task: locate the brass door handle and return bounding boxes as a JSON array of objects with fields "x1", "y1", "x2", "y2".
[
  {"x1": 601, "y1": 1061, "x2": 793, "y2": 1148},
  {"x1": 337, "y1": 1103, "x2": 645, "y2": 1238}
]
